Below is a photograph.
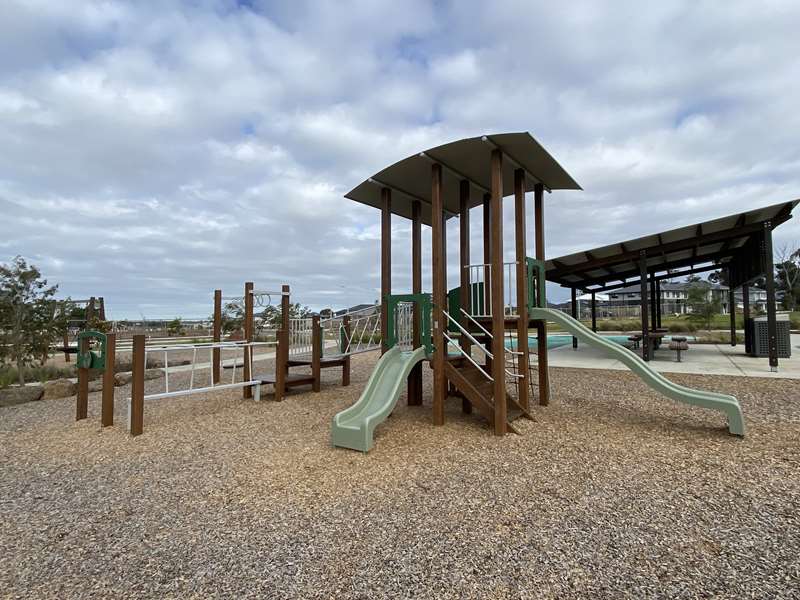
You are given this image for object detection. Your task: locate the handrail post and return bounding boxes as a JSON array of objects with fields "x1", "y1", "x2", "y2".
[
  {"x1": 76, "y1": 333, "x2": 89, "y2": 421},
  {"x1": 243, "y1": 282, "x2": 254, "y2": 398},
  {"x1": 213, "y1": 289, "x2": 221, "y2": 384},
  {"x1": 275, "y1": 329, "x2": 287, "y2": 401}
]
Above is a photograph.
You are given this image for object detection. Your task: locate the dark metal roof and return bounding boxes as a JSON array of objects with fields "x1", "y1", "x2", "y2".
[
  {"x1": 546, "y1": 199, "x2": 799, "y2": 291},
  {"x1": 345, "y1": 132, "x2": 581, "y2": 226}
]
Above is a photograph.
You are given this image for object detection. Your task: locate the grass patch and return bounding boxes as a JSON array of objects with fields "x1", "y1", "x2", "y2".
[{"x1": 0, "y1": 364, "x2": 77, "y2": 388}]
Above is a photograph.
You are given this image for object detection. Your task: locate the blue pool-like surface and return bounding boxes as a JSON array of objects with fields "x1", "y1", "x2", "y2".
[{"x1": 506, "y1": 334, "x2": 693, "y2": 350}]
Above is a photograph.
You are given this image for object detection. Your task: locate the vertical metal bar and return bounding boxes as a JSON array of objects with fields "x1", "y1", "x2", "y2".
[
  {"x1": 163, "y1": 349, "x2": 169, "y2": 393},
  {"x1": 189, "y1": 347, "x2": 197, "y2": 389}
]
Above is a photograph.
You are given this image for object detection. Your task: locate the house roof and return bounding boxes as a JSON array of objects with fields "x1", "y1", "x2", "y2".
[
  {"x1": 345, "y1": 132, "x2": 581, "y2": 226},
  {"x1": 546, "y1": 199, "x2": 799, "y2": 291}
]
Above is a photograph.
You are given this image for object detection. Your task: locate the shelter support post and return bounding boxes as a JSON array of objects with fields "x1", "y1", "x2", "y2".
[
  {"x1": 243, "y1": 281, "x2": 254, "y2": 399},
  {"x1": 408, "y1": 200, "x2": 423, "y2": 405},
  {"x1": 483, "y1": 192, "x2": 492, "y2": 373},
  {"x1": 459, "y1": 180, "x2": 473, "y2": 414},
  {"x1": 381, "y1": 188, "x2": 392, "y2": 355},
  {"x1": 490, "y1": 149, "x2": 506, "y2": 435},
  {"x1": 639, "y1": 252, "x2": 650, "y2": 361},
  {"x1": 761, "y1": 222, "x2": 779, "y2": 371},
  {"x1": 431, "y1": 164, "x2": 446, "y2": 426},
  {"x1": 101, "y1": 332, "x2": 116, "y2": 427},
  {"x1": 728, "y1": 274, "x2": 737, "y2": 347},
  {"x1": 534, "y1": 183, "x2": 550, "y2": 405},
  {"x1": 655, "y1": 280, "x2": 662, "y2": 328},
  {"x1": 743, "y1": 283, "x2": 751, "y2": 353},
  {"x1": 514, "y1": 169, "x2": 530, "y2": 412},
  {"x1": 570, "y1": 287, "x2": 578, "y2": 349},
  {"x1": 591, "y1": 292, "x2": 597, "y2": 333},
  {"x1": 650, "y1": 276, "x2": 657, "y2": 331}
]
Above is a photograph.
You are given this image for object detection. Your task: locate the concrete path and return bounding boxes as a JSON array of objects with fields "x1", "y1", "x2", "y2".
[{"x1": 546, "y1": 334, "x2": 800, "y2": 379}]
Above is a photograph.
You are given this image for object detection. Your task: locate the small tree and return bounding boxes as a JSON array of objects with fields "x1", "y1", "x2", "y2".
[
  {"x1": 686, "y1": 279, "x2": 720, "y2": 330},
  {"x1": 0, "y1": 257, "x2": 61, "y2": 386},
  {"x1": 167, "y1": 317, "x2": 185, "y2": 337}
]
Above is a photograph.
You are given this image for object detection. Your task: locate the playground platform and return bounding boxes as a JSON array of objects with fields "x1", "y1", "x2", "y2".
[{"x1": 546, "y1": 333, "x2": 800, "y2": 379}]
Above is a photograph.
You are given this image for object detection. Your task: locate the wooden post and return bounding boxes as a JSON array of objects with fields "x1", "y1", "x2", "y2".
[
  {"x1": 98, "y1": 297, "x2": 106, "y2": 321},
  {"x1": 639, "y1": 253, "x2": 650, "y2": 361},
  {"x1": 76, "y1": 335, "x2": 89, "y2": 421},
  {"x1": 213, "y1": 289, "x2": 222, "y2": 384},
  {"x1": 101, "y1": 332, "x2": 116, "y2": 427},
  {"x1": 408, "y1": 200, "x2": 423, "y2": 405},
  {"x1": 490, "y1": 149, "x2": 506, "y2": 435},
  {"x1": 728, "y1": 280, "x2": 737, "y2": 347},
  {"x1": 243, "y1": 281, "x2": 254, "y2": 398},
  {"x1": 381, "y1": 187, "x2": 392, "y2": 354},
  {"x1": 275, "y1": 329, "x2": 287, "y2": 401},
  {"x1": 513, "y1": 169, "x2": 530, "y2": 412},
  {"x1": 761, "y1": 222, "x2": 778, "y2": 371},
  {"x1": 342, "y1": 316, "x2": 351, "y2": 387},
  {"x1": 86, "y1": 297, "x2": 96, "y2": 323},
  {"x1": 534, "y1": 183, "x2": 550, "y2": 406},
  {"x1": 483, "y1": 192, "x2": 492, "y2": 373},
  {"x1": 280, "y1": 284, "x2": 290, "y2": 386},
  {"x1": 281, "y1": 284, "x2": 291, "y2": 331},
  {"x1": 431, "y1": 164, "x2": 446, "y2": 426},
  {"x1": 459, "y1": 180, "x2": 473, "y2": 414},
  {"x1": 570, "y1": 287, "x2": 578, "y2": 349},
  {"x1": 591, "y1": 291, "x2": 597, "y2": 333},
  {"x1": 312, "y1": 315, "x2": 321, "y2": 392},
  {"x1": 130, "y1": 334, "x2": 145, "y2": 436}
]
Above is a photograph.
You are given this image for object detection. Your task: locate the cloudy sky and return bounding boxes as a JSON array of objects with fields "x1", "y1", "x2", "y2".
[{"x1": 2, "y1": 0, "x2": 799, "y2": 319}]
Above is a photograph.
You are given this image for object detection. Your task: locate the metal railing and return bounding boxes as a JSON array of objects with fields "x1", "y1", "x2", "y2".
[
  {"x1": 442, "y1": 310, "x2": 493, "y2": 380},
  {"x1": 325, "y1": 306, "x2": 381, "y2": 356},
  {"x1": 289, "y1": 318, "x2": 313, "y2": 357},
  {"x1": 464, "y1": 261, "x2": 520, "y2": 317},
  {"x1": 459, "y1": 309, "x2": 523, "y2": 380},
  {"x1": 139, "y1": 340, "x2": 275, "y2": 403}
]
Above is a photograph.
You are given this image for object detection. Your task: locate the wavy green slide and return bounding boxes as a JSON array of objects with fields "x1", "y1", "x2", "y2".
[
  {"x1": 529, "y1": 307, "x2": 745, "y2": 436},
  {"x1": 332, "y1": 346, "x2": 428, "y2": 452}
]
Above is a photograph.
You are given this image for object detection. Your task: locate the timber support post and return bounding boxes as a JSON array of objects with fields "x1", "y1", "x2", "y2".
[
  {"x1": 381, "y1": 187, "x2": 392, "y2": 355},
  {"x1": 408, "y1": 199, "x2": 423, "y2": 405},
  {"x1": 101, "y1": 332, "x2": 116, "y2": 427},
  {"x1": 431, "y1": 164, "x2": 446, "y2": 426},
  {"x1": 490, "y1": 149, "x2": 506, "y2": 435},
  {"x1": 312, "y1": 315, "x2": 321, "y2": 392},
  {"x1": 130, "y1": 334, "x2": 145, "y2": 436},
  {"x1": 514, "y1": 169, "x2": 530, "y2": 412},
  {"x1": 570, "y1": 287, "x2": 578, "y2": 349},
  {"x1": 243, "y1": 281, "x2": 254, "y2": 398},
  {"x1": 591, "y1": 291, "x2": 597, "y2": 333},
  {"x1": 761, "y1": 222, "x2": 779, "y2": 371},
  {"x1": 213, "y1": 289, "x2": 222, "y2": 384},
  {"x1": 342, "y1": 316, "x2": 351, "y2": 387},
  {"x1": 639, "y1": 252, "x2": 650, "y2": 361},
  {"x1": 76, "y1": 334, "x2": 89, "y2": 421},
  {"x1": 534, "y1": 183, "x2": 550, "y2": 406}
]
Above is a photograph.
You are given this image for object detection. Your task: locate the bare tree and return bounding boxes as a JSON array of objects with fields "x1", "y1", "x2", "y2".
[{"x1": 775, "y1": 241, "x2": 800, "y2": 310}]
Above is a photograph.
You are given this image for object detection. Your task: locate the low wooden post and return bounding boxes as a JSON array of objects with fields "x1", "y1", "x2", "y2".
[
  {"x1": 101, "y1": 332, "x2": 116, "y2": 427},
  {"x1": 342, "y1": 316, "x2": 351, "y2": 387},
  {"x1": 76, "y1": 335, "x2": 89, "y2": 421},
  {"x1": 213, "y1": 289, "x2": 221, "y2": 384},
  {"x1": 275, "y1": 329, "x2": 288, "y2": 401},
  {"x1": 63, "y1": 331, "x2": 71, "y2": 363},
  {"x1": 243, "y1": 281, "x2": 254, "y2": 398},
  {"x1": 130, "y1": 334, "x2": 145, "y2": 436},
  {"x1": 312, "y1": 315, "x2": 321, "y2": 392}
]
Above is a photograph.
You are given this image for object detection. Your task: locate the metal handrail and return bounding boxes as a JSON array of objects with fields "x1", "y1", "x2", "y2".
[{"x1": 443, "y1": 310, "x2": 493, "y2": 359}]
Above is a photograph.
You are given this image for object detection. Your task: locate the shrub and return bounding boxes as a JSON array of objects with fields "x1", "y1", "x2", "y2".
[{"x1": 0, "y1": 364, "x2": 77, "y2": 389}]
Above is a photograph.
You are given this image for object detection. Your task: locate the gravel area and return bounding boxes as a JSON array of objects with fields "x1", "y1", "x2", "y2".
[{"x1": 1, "y1": 351, "x2": 798, "y2": 599}]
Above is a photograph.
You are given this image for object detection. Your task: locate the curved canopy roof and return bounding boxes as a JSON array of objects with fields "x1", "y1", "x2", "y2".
[
  {"x1": 546, "y1": 200, "x2": 799, "y2": 291},
  {"x1": 345, "y1": 132, "x2": 581, "y2": 226}
]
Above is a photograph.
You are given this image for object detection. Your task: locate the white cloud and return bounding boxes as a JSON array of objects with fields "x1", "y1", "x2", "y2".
[{"x1": 1, "y1": 0, "x2": 798, "y2": 317}]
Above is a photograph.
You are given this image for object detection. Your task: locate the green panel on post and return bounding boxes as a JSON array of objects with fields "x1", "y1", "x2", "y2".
[
  {"x1": 385, "y1": 293, "x2": 432, "y2": 354},
  {"x1": 76, "y1": 330, "x2": 107, "y2": 370}
]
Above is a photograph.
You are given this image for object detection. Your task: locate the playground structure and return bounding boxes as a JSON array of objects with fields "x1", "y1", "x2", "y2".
[
  {"x1": 57, "y1": 296, "x2": 107, "y2": 362},
  {"x1": 331, "y1": 132, "x2": 747, "y2": 452},
  {"x1": 88, "y1": 283, "x2": 379, "y2": 436}
]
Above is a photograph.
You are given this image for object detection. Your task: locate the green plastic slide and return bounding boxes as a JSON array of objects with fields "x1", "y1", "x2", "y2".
[
  {"x1": 529, "y1": 307, "x2": 745, "y2": 436},
  {"x1": 331, "y1": 346, "x2": 428, "y2": 452}
]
